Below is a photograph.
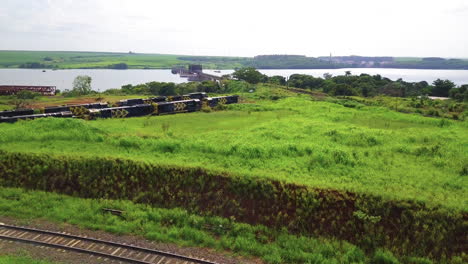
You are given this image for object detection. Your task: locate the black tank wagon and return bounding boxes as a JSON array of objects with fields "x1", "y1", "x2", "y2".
[
  {"x1": 44, "y1": 103, "x2": 108, "y2": 114},
  {"x1": 0, "y1": 94, "x2": 239, "y2": 123},
  {"x1": 0, "y1": 109, "x2": 34, "y2": 117}
]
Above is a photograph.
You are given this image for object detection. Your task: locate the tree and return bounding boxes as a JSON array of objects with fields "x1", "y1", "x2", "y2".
[
  {"x1": 109, "y1": 63, "x2": 128, "y2": 69},
  {"x1": 449, "y1": 85, "x2": 468, "y2": 101},
  {"x1": 323, "y1": 73, "x2": 333, "y2": 80},
  {"x1": 72, "y1": 75, "x2": 93, "y2": 95},
  {"x1": 268, "y1": 75, "x2": 286, "y2": 85},
  {"x1": 432, "y1": 79, "x2": 455, "y2": 97},
  {"x1": 288, "y1": 74, "x2": 324, "y2": 89},
  {"x1": 331, "y1": 84, "x2": 355, "y2": 96},
  {"x1": 232, "y1": 67, "x2": 267, "y2": 84}
]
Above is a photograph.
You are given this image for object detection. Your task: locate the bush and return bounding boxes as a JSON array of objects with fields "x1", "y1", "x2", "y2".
[
  {"x1": 16, "y1": 90, "x2": 38, "y2": 100},
  {"x1": 371, "y1": 249, "x2": 400, "y2": 264}
]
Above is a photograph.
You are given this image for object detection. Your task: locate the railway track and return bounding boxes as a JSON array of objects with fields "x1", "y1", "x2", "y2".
[{"x1": 0, "y1": 223, "x2": 217, "y2": 264}]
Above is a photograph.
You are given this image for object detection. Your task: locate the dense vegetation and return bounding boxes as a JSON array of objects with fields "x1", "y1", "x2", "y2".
[
  {"x1": 2, "y1": 51, "x2": 468, "y2": 69},
  {"x1": 0, "y1": 187, "x2": 400, "y2": 264},
  {"x1": 284, "y1": 72, "x2": 467, "y2": 100},
  {"x1": 107, "y1": 79, "x2": 252, "y2": 96}
]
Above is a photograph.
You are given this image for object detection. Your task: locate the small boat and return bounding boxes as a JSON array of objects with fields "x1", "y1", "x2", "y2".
[
  {"x1": 42, "y1": 70, "x2": 46, "y2": 72},
  {"x1": 214, "y1": 70, "x2": 221, "y2": 73}
]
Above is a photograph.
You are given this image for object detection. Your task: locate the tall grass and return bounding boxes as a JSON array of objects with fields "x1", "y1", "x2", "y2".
[
  {"x1": 0, "y1": 96, "x2": 466, "y2": 210},
  {"x1": 1, "y1": 187, "x2": 453, "y2": 264}
]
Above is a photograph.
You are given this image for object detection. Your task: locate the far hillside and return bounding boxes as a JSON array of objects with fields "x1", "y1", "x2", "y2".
[{"x1": 1, "y1": 51, "x2": 468, "y2": 69}]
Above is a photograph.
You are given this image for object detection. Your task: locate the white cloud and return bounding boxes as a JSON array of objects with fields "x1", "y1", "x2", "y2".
[{"x1": 0, "y1": 0, "x2": 467, "y2": 57}]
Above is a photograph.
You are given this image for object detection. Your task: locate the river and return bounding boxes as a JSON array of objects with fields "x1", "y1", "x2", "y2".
[{"x1": 0, "y1": 68, "x2": 467, "y2": 92}]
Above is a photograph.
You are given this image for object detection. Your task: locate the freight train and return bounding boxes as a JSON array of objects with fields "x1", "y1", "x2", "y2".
[{"x1": 0, "y1": 93, "x2": 239, "y2": 123}]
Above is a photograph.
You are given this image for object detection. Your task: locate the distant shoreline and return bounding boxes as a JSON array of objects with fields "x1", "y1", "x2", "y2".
[{"x1": 1, "y1": 50, "x2": 467, "y2": 70}]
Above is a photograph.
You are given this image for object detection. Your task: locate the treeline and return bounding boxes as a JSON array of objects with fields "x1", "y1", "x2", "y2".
[
  {"x1": 391, "y1": 58, "x2": 468, "y2": 70},
  {"x1": 105, "y1": 80, "x2": 252, "y2": 96},
  {"x1": 189, "y1": 54, "x2": 468, "y2": 70},
  {"x1": 19, "y1": 62, "x2": 55, "y2": 69},
  {"x1": 287, "y1": 73, "x2": 468, "y2": 101},
  {"x1": 232, "y1": 67, "x2": 468, "y2": 101},
  {"x1": 249, "y1": 55, "x2": 343, "y2": 69}
]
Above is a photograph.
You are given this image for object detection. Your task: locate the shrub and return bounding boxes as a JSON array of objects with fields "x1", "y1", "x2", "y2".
[{"x1": 371, "y1": 249, "x2": 400, "y2": 264}]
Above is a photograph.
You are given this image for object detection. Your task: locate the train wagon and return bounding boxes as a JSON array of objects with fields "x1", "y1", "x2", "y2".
[
  {"x1": 205, "y1": 95, "x2": 239, "y2": 107},
  {"x1": 44, "y1": 103, "x2": 108, "y2": 114},
  {"x1": 0, "y1": 111, "x2": 73, "y2": 123},
  {"x1": 0, "y1": 94, "x2": 239, "y2": 123},
  {"x1": 89, "y1": 104, "x2": 154, "y2": 118},
  {"x1": 185, "y1": 92, "x2": 207, "y2": 100},
  {"x1": 0, "y1": 109, "x2": 34, "y2": 117},
  {"x1": 155, "y1": 99, "x2": 201, "y2": 115}
]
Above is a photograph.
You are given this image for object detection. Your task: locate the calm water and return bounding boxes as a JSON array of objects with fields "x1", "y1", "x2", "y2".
[{"x1": 0, "y1": 68, "x2": 467, "y2": 92}]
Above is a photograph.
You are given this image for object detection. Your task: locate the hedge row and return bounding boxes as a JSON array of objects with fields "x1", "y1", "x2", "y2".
[{"x1": 0, "y1": 150, "x2": 465, "y2": 260}]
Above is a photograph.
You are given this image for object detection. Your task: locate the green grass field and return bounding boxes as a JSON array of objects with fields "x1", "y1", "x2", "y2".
[
  {"x1": 0, "y1": 88, "x2": 466, "y2": 263},
  {"x1": 0, "y1": 95, "x2": 466, "y2": 210}
]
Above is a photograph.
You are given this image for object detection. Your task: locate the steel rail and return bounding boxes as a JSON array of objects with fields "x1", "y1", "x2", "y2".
[{"x1": 0, "y1": 223, "x2": 217, "y2": 264}]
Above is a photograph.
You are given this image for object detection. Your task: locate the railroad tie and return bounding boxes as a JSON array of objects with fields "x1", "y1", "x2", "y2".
[{"x1": 0, "y1": 224, "x2": 219, "y2": 264}]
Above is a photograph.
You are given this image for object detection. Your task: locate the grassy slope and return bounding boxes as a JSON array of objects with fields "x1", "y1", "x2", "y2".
[
  {"x1": 0, "y1": 93, "x2": 466, "y2": 211},
  {"x1": 0, "y1": 187, "x2": 374, "y2": 264}
]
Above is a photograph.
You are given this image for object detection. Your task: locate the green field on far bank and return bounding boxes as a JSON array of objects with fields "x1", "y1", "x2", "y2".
[
  {"x1": 0, "y1": 50, "x2": 246, "y2": 69},
  {"x1": 1, "y1": 50, "x2": 468, "y2": 69}
]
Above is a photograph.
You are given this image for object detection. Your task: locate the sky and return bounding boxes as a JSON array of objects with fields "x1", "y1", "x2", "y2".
[{"x1": 1, "y1": 0, "x2": 467, "y2": 58}]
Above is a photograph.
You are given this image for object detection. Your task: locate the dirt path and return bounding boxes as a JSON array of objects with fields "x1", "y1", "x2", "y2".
[{"x1": 0, "y1": 216, "x2": 263, "y2": 264}]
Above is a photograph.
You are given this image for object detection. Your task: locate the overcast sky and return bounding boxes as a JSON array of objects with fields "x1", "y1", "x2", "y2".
[{"x1": 1, "y1": 0, "x2": 467, "y2": 57}]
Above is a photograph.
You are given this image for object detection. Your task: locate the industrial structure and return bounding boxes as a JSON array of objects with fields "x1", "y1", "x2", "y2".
[
  {"x1": 171, "y1": 65, "x2": 222, "y2": 82},
  {"x1": 0, "y1": 85, "x2": 56, "y2": 96}
]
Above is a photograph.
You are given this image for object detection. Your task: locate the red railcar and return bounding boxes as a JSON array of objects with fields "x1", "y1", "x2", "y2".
[{"x1": 0, "y1": 85, "x2": 56, "y2": 96}]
